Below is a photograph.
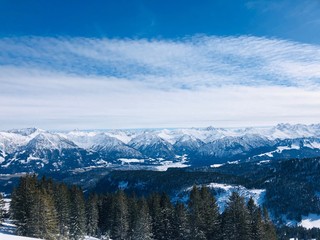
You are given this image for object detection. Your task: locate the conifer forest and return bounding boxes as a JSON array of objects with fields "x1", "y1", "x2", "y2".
[{"x1": 7, "y1": 175, "x2": 279, "y2": 240}]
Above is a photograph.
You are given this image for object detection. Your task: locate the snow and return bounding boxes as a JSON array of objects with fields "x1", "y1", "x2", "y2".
[
  {"x1": 181, "y1": 183, "x2": 266, "y2": 212},
  {"x1": 3, "y1": 198, "x2": 11, "y2": 212},
  {"x1": 105, "y1": 131, "x2": 132, "y2": 144},
  {"x1": 154, "y1": 160, "x2": 190, "y2": 171},
  {"x1": 0, "y1": 233, "x2": 43, "y2": 240},
  {"x1": 208, "y1": 184, "x2": 266, "y2": 212},
  {"x1": 155, "y1": 155, "x2": 189, "y2": 171},
  {"x1": 299, "y1": 214, "x2": 320, "y2": 229},
  {"x1": 119, "y1": 158, "x2": 145, "y2": 163},
  {"x1": 0, "y1": 219, "x2": 100, "y2": 240},
  {"x1": 257, "y1": 144, "x2": 300, "y2": 158},
  {"x1": 210, "y1": 164, "x2": 224, "y2": 168}
]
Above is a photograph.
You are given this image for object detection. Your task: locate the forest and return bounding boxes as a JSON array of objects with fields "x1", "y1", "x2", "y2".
[{"x1": 6, "y1": 175, "x2": 279, "y2": 240}]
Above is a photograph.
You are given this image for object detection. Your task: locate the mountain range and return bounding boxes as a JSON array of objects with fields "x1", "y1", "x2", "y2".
[{"x1": 1, "y1": 123, "x2": 320, "y2": 173}]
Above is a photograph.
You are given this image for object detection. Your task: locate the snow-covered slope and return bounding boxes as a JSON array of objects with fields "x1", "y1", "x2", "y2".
[{"x1": 173, "y1": 182, "x2": 265, "y2": 213}]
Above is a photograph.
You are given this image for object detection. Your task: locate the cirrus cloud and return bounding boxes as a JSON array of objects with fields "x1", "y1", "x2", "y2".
[{"x1": 0, "y1": 36, "x2": 320, "y2": 130}]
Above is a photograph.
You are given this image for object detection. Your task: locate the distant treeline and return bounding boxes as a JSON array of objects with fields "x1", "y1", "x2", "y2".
[{"x1": 9, "y1": 175, "x2": 278, "y2": 240}]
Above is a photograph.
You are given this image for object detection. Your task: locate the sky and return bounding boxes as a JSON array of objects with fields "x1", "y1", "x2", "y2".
[{"x1": 1, "y1": 0, "x2": 320, "y2": 130}]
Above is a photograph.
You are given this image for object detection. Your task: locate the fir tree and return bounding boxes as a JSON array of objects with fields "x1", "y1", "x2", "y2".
[
  {"x1": 189, "y1": 185, "x2": 220, "y2": 239},
  {"x1": 173, "y1": 202, "x2": 190, "y2": 240},
  {"x1": 97, "y1": 194, "x2": 113, "y2": 236},
  {"x1": 189, "y1": 185, "x2": 206, "y2": 240},
  {"x1": 199, "y1": 186, "x2": 220, "y2": 240},
  {"x1": 29, "y1": 188, "x2": 58, "y2": 240},
  {"x1": 247, "y1": 197, "x2": 264, "y2": 240},
  {"x1": 127, "y1": 193, "x2": 139, "y2": 238},
  {"x1": 158, "y1": 193, "x2": 175, "y2": 239},
  {"x1": 132, "y1": 198, "x2": 153, "y2": 240},
  {"x1": 148, "y1": 193, "x2": 162, "y2": 240},
  {"x1": 69, "y1": 186, "x2": 86, "y2": 240},
  {"x1": 111, "y1": 190, "x2": 129, "y2": 240},
  {"x1": 262, "y1": 206, "x2": 277, "y2": 240},
  {"x1": 10, "y1": 174, "x2": 38, "y2": 236},
  {"x1": 54, "y1": 183, "x2": 71, "y2": 239},
  {"x1": 0, "y1": 192, "x2": 5, "y2": 224},
  {"x1": 86, "y1": 193, "x2": 99, "y2": 237},
  {"x1": 222, "y1": 192, "x2": 250, "y2": 240}
]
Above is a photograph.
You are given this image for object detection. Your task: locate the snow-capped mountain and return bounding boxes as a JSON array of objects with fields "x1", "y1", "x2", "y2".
[
  {"x1": 195, "y1": 134, "x2": 275, "y2": 164},
  {"x1": 1, "y1": 123, "x2": 320, "y2": 173},
  {"x1": 252, "y1": 137, "x2": 320, "y2": 161},
  {"x1": 173, "y1": 134, "x2": 204, "y2": 155},
  {"x1": 128, "y1": 133, "x2": 175, "y2": 159},
  {"x1": 68, "y1": 132, "x2": 142, "y2": 159}
]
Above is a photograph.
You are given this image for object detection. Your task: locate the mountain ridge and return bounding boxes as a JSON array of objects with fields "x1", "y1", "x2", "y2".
[{"x1": 1, "y1": 123, "x2": 320, "y2": 173}]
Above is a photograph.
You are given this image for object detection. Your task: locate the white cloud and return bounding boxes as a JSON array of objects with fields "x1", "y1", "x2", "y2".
[{"x1": 0, "y1": 36, "x2": 320, "y2": 129}]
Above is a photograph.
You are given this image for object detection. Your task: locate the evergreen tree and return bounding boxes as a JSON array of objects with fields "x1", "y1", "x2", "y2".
[
  {"x1": 189, "y1": 185, "x2": 220, "y2": 239},
  {"x1": 158, "y1": 193, "x2": 175, "y2": 239},
  {"x1": 127, "y1": 193, "x2": 139, "y2": 238},
  {"x1": 132, "y1": 198, "x2": 153, "y2": 240},
  {"x1": 173, "y1": 202, "x2": 190, "y2": 240},
  {"x1": 86, "y1": 193, "x2": 99, "y2": 237},
  {"x1": 0, "y1": 192, "x2": 4, "y2": 224},
  {"x1": 29, "y1": 188, "x2": 58, "y2": 240},
  {"x1": 97, "y1": 194, "x2": 113, "y2": 236},
  {"x1": 10, "y1": 174, "x2": 38, "y2": 236},
  {"x1": 54, "y1": 183, "x2": 71, "y2": 239},
  {"x1": 262, "y1": 206, "x2": 277, "y2": 240},
  {"x1": 148, "y1": 193, "x2": 162, "y2": 240},
  {"x1": 199, "y1": 186, "x2": 220, "y2": 240},
  {"x1": 69, "y1": 186, "x2": 86, "y2": 240},
  {"x1": 111, "y1": 190, "x2": 129, "y2": 240},
  {"x1": 189, "y1": 185, "x2": 206, "y2": 240},
  {"x1": 247, "y1": 197, "x2": 264, "y2": 240},
  {"x1": 222, "y1": 192, "x2": 250, "y2": 240}
]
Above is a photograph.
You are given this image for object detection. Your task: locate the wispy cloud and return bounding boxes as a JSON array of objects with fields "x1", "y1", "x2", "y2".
[{"x1": 0, "y1": 36, "x2": 320, "y2": 129}]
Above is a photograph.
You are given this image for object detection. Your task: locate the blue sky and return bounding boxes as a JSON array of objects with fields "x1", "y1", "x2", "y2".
[{"x1": 1, "y1": 0, "x2": 320, "y2": 130}]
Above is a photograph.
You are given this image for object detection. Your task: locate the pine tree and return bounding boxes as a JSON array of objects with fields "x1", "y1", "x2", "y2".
[
  {"x1": 29, "y1": 188, "x2": 58, "y2": 240},
  {"x1": 111, "y1": 190, "x2": 129, "y2": 240},
  {"x1": 199, "y1": 186, "x2": 220, "y2": 240},
  {"x1": 69, "y1": 186, "x2": 86, "y2": 240},
  {"x1": 222, "y1": 192, "x2": 250, "y2": 240},
  {"x1": 132, "y1": 198, "x2": 153, "y2": 240},
  {"x1": 189, "y1": 185, "x2": 206, "y2": 240},
  {"x1": 98, "y1": 194, "x2": 113, "y2": 236},
  {"x1": 173, "y1": 202, "x2": 190, "y2": 240},
  {"x1": 148, "y1": 193, "x2": 162, "y2": 240},
  {"x1": 0, "y1": 192, "x2": 5, "y2": 224},
  {"x1": 262, "y1": 206, "x2": 277, "y2": 240},
  {"x1": 10, "y1": 175, "x2": 58, "y2": 239},
  {"x1": 158, "y1": 192, "x2": 175, "y2": 240},
  {"x1": 10, "y1": 174, "x2": 38, "y2": 236},
  {"x1": 54, "y1": 183, "x2": 71, "y2": 239},
  {"x1": 86, "y1": 193, "x2": 99, "y2": 237},
  {"x1": 247, "y1": 197, "x2": 264, "y2": 240},
  {"x1": 189, "y1": 185, "x2": 220, "y2": 239},
  {"x1": 127, "y1": 193, "x2": 139, "y2": 238}
]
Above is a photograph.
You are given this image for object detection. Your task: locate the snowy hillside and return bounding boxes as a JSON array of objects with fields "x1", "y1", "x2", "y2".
[{"x1": 173, "y1": 182, "x2": 266, "y2": 213}]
